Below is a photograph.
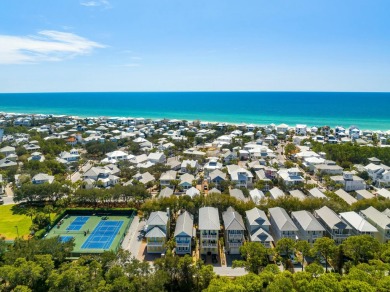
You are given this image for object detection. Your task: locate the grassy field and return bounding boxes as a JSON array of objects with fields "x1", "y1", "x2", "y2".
[{"x1": 0, "y1": 205, "x2": 32, "y2": 239}]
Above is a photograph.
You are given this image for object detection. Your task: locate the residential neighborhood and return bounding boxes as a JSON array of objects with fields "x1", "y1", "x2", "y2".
[{"x1": 1, "y1": 113, "x2": 390, "y2": 278}]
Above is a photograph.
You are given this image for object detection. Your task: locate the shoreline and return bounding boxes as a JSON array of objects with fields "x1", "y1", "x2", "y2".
[
  {"x1": 1, "y1": 109, "x2": 390, "y2": 133},
  {"x1": 1, "y1": 91, "x2": 390, "y2": 131}
]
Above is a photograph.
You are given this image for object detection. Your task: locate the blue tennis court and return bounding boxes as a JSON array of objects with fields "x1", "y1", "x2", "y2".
[
  {"x1": 66, "y1": 216, "x2": 90, "y2": 231},
  {"x1": 59, "y1": 235, "x2": 74, "y2": 243},
  {"x1": 81, "y1": 220, "x2": 123, "y2": 250}
]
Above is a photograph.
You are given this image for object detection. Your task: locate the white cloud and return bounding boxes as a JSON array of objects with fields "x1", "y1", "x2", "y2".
[
  {"x1": 0, "y1": 30, "x2": 105, "y2": 64},
  {"x1": 121, "y1": 63, "x2": 140, "y2": 67},
  {"x1": 80, "y1": 0, "x2": 111, "y2": 9}
]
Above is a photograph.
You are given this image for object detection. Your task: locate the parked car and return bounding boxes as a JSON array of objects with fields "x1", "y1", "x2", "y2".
[{"x1": 0, "y1": 197, "x2": 4, "y2": 205}]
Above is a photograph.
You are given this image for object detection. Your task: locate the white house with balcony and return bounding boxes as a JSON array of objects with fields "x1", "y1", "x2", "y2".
[
  {"x1": 145, "y1": 211, "x2": 169, "y2": 254},
  {"x1": 222, "y1": 207, "x2": 245, "y2": 254},
  {"x1": 295, "y1": 124, "x2": 307, "y2": 136},
  {"x1": 174, "y1": 211, "x2": 194, "y2": 255},
  {"x1": 364, "y1": 160, "x2": 390, "y2": 187},
  {"x1": 227, "y1": 165, "x2": 253, "y2": 188},
  {"x1": 269, "y1": 207, "x2": 299, "y2": 242},
  {"x1": 245, "y1": 207, "x2": 273, "y2": 247},
  {"x1": 160, "y1": 170, "x2": 177, "y2": 188},
  {"x1": 83, "y1": 166, "x2": 119, "y2": 188},
  {"x1": 291, "y1": 210, "x2": 325, "y2": 244},
  {"x1": 277, "y1": 168, "x2": 304, "y2": 187},
  {"x1": 314, "y1": 206, "x2": 352, "y2": 244},
  {"x1": 199, "y1": 207, "x2": 220, "y2": 255},
  {"x1": 330, "y1": 171, "x2": 366, "y2": 191},
  {"x1": 57, "y1": 149, "x2": 80, "y2": 164},
  {"x1": 203, "y1": 158, "x2": 222, "y2": 176},
  {"x1": 339, "y1": 211, "x2": 378, "y2": 237},
  {"x1": 360, "y1": 207, "x2": 390, "y2": 243}
]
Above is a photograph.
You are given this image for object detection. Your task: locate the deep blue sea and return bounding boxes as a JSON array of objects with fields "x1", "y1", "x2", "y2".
[{"x1": 0, "y1": 92, "x2": 389, "y2": 130}]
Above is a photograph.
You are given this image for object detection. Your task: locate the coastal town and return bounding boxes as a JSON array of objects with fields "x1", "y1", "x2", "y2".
[{"x1": 1, "y1": 112, "x2": 390, "y2": 290}]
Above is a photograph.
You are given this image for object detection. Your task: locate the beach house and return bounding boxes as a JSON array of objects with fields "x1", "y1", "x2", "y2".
[
  {"x1": 222, "y1": 207, "x2": 246, "y2": 254},
  {"x1": 360, "y1": 207, "x2": 390, "y2": 243},
  {"x1": 199, "y1": 207, "x2": 220, "y2": 255},
  {"x1": 174, "y1": 211, "x2": 194, "y2": 255},
  {"x1": 314, "y1": 206, "x2": 352, "y2": 244},
  {"x1": 291, "y1": 210, "x2": 325, "y2": 244},
  {"x1": 145, "y1": 211, "x2": 169, "y2": 254},
  {"x1": 339, "y1": 211, "x2": 378, "y2": 237},
  {"x1": 245, "y1": 207, "x2": 273, "y2": 247},
  {"x1": 268, "y1": 207, "x2": 299, "y2": 242}
]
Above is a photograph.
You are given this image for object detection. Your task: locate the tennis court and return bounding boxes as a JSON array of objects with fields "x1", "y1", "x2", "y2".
[
  {"x1": 81, "y1": 220, "x2": 124, "y2": 250},
  {"x1": 66, "y1": 216, "x2": 90, "y2": 231}
]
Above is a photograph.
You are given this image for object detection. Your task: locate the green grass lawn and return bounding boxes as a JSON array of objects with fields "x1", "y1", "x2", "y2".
[{"x1": 0, "y1": 204, "x2": 32, "y2": 239}]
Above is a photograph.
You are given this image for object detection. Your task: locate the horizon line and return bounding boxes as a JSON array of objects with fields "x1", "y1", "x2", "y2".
[{"x1": 1, "y1": 90, "x2": 390, "y2": 94}]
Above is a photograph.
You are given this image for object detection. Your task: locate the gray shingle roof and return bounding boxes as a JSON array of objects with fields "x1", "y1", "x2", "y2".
[
  {"x1": 222, "y1": 207, "x2": 245, "y2": 231},
  {"x1": 246, "y1": 207, "x2": 270, "y2": 229},
  {"x1": 268, "y1": 207, "x2": 298, "y2": 232},
  {"x1": 291, "y1": 210, "x2": 325, "y2": 232},
  {"x1": 146, "y1": 211, "x2": 168, "y2": 226},
  {"x1": 174, "y1": 211, "x2": 194, "y2": 237},
  {"x1": 335, "y1": 189, "x2": 357, "y2": 205},
  {"x1": 340, "y1": 211, "x2": 378, "y2": 233},
  {"x1": 199, "y1": 207, "x2": 220, "y2": 230},
  {"x1": 309, "y1": 187, "x2": 327, "y2": 199},
  {"x1": 314, "y1": 206, "x2": 352, "y2": 230},
  {"x1": 250, "y1": 228, "x2": 274, "y2": 243},
  {"x1": 159, "y1": 187, "x2": 174, "y2": 198},
  {"x1": 360, "y1": 206, "x2": 390, "y2": 230}
]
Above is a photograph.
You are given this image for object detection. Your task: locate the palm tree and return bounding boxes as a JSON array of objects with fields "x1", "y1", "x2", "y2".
[
  {"x1": 43, "y1": 204, "x2": 54, "y2": 223},
  {"x1": 26, "y1": 208, "x2": 37, "y2": 223}
]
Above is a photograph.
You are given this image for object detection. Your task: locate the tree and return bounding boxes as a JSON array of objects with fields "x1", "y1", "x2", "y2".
[
  {"x1": 312, "y1": 237, "x2": 336, "y2": 272},
  {"x1": 26, "y1": 208, "x2": 37, "y2": 224},
  {"x1": 284, "y1": 143, "x2": 297, "y2": 156},
  {"x1": 275, "y1": 238, "x2": 296, "y2": 268},
  {"x1": 232, "y1": 242, "x2": 269, "y2": 274},
  {"x1": 295, "y1": 240, "x2": 311, "y2": 271},
  {"x1": 43, "y1": 205, "x2": 55, "y2": 223},
  {"x1": 305, "y1": 262, "x2": 324, "y2": 278},
  {"x1": 342, "y1": 235, "x2": 381, "y2": 265}
]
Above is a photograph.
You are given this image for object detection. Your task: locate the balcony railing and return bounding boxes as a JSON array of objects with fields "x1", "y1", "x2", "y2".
[
  {"x1": 201, "y1": 234, "x2": 218, "y2": 239},
  {"x1": 228, "y1": 234, "x2": 243, "y2": 240},
  {"x1": 228, "y1": 242, "x2": 243, "y2": 248},
  {"x1": 147, "y1": 241, "x2": 164, "y2": 246},
  {"x1": 201, "y1": 243, "x2": 218, "y2": 248},
  {"x1": 176, "y1": 242, "x2": 190, "y2": 247}
]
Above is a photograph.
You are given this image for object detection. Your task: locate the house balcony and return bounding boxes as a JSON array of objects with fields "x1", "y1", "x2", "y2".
[
  {"x1": 176, "y1": 242, "x2": 190, "y2": 247},
  {"x1": 228, "y1": 242, "x2": 243, "y2": 248},
  {"x1": 331, "y1": 232, "x2": 351, "y2": 239},
  {"x1": 228, "y1": 234, "x2": 243, "y2": 240},
  {"x1": 201, "y1": 241, "x2": 218, "y2": 248},
  {"x1": 201, "y1": 234, "x2": 218, "y2": 239},
  {"x1": 147, "y1": 241, "x2": 164, "y2": 246}
]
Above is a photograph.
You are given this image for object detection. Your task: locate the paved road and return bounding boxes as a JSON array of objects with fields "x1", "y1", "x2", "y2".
[
  {"x1": 121, "y1": 216, "x2": 146, "y2": 258},
  {"x1": 2, "y1": 184, "x2": 15, "y2": 205},
  {"x1": 213, "y1": 266, "x2": 248, "y2": 277}
]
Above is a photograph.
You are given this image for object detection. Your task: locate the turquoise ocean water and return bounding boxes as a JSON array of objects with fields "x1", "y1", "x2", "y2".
[{"x1": 0, "y1": 92, "x2": 389, "y2": 130}]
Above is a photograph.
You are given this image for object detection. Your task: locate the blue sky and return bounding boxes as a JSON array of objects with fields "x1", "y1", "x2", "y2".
[{"x1": 0, "y1": 0, "x2": 389, "y2": 92}]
